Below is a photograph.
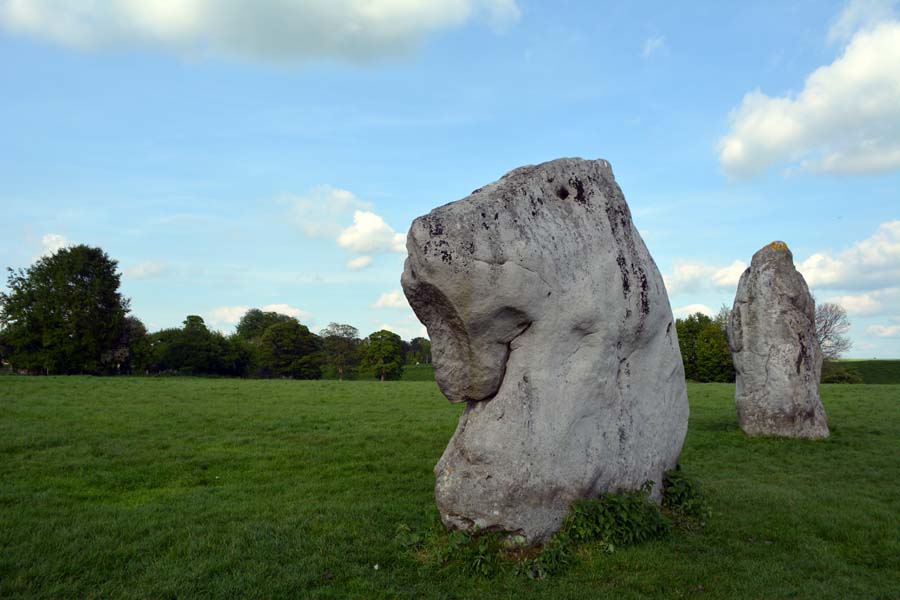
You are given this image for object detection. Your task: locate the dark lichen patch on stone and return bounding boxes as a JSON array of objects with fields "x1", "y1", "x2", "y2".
[
  {"x1": 795, "y1": 332, "x2": 807, "y2": 375},
  {"x1": 428, "y1": 218, "x2": 445, "y2": 236},
  {"x1": 616, "y1": 254, "x2": 630, "y2": 296},
  {"x1": 639, "y1": 270, "x2": 650, "y2": 315},
  {"x1": 568, "y1": 176, "x2": 587, "y2": 204},
  {"x1": 556, "y1": 186, "x2": 570, "y2": 200}
]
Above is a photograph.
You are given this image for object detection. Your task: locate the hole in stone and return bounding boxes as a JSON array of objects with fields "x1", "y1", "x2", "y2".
[{"x1": 556, "y1": 186, "x2": 570, "y2": 200}]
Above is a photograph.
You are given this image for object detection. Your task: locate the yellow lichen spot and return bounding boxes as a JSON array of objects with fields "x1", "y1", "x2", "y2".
[{"x1": 769, "y1": 241, "x2": 789, "y2": 251}]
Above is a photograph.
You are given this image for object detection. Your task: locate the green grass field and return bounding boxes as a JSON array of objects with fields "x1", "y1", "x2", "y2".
[
  {"x1": 1, "y1": 378, "x2": 898, "y2": 599},
  {"x1": 831, "y1": 359, "x2": 900, "y2": 384}
]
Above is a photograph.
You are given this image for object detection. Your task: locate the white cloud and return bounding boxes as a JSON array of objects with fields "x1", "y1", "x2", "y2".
[
  {"x1": 372, "y1": 290, "x2": 409, "y2": 309},
  {"x1": 800, "y1": 220, "x2": 900, "y2": 289},
  {"x1": 642, "y1": 35, "x2": 665, "y2": 58},
  {"x1": 829, "y1": 0, "x2": 898, "y2": 43},
  {"x1": 124, "y1": 261, "x2": 165, "y2": 279},
  {"x1": 664, "y1": 259, "x2": 747, "y2": 295},
  {"x1": 0, "y1": 0, "x2": 521, "y2": 64},
  {"x1": 826, "y1": 287, "x2": 900, "y2": 315},
  {"x1": 338, "y1": 210, "x2": 406, "y2": 254},
  {"x1": 285, "y1": 186, "x2": 371, "y2": 239},
  {"x1": 33, "y1": 233, "x2": 68, "y2": 260},
  {"x1": 261, "y1": 303, "x2": 311, "y2": 321},
  {"x1": 375, "y1": 314, "x2": 427, "y2": 339},
  {"x1": 207, "y1": 303, "x2": 310, "y2": 327},
  {"x1": 673, "y1": 304, "x2": 715, "y2": 318},
  {"x1": 346, "y1": 255, "x2": 374, "y2": 270},
  {"x1": 719, "y1": 19, "x2": 900, "y2": 178},
  {"x1": 867, "y1": 323, "x2": 900, "y2": 336},
  {"x1": 208, "y1": 305, "x2": 248, "y2": 326}
]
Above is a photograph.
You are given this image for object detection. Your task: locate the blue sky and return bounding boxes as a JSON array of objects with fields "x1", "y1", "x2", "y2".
[{"x1": 1, "y1": 0, "x2": 898, "y2": 357}]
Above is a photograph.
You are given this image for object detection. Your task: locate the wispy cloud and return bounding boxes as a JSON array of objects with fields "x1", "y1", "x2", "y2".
[
  {"x1": 285, "y1": 186, "x2": 371, "y2": 239},
  {"x1": 0, "y1": 0, "x2": 522, "y2": 64},
  {"x1": 346, "y1": 256, "x2": 374, "y2": 271},
  {"x1": 867, "y1": 323, "x2": 900, "y2": 337},
  {"x1": 829, "y1": 0, "x2": 898, "y2": 42},
  {"x1": 372, "y1": 290, "x2": 409, "y2": 309},
  {"x1": 642, "y1": 35, "x2": 665, "y2": 58},
  {"x1": 124, "y1": 261, "x2": 166, "y2": 280}
]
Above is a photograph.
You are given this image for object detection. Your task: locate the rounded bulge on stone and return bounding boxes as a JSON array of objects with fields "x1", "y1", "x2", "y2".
[{"x1": 401, "y1": 220, "x2": 551, "y2": 405}]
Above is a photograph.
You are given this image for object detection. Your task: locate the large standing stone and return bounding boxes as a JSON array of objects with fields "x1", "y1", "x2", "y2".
[
  {"x1": 726, "y1": 242, "x2": 828, "y2": 439},
  {"x1": 400, "y1": 158, "x2": 688, "y2": 544}
]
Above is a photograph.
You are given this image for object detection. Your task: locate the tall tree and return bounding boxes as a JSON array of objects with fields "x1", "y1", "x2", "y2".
[
  {"x1": 144, "y1": 317, "x2": 250, "y2": 377},
  {"x1": 360, "y1": 329, "x2": 404, "y2": 381},
  {"x1": 0, "y1": 245, "x2": 129, "y2": 374},
  {"x1": 320, "y1": 322, "x2": 360, "y2": 380},
  {"x1": 815, "y1": 302, "x2": 852, "y2": 360},
  {"x1": 258, "y1": 320, "x2": 322, "y2": 379},
  {"x1": 675, "y1": 312, "x2": 711, "y2": 381},
  {"x1": 101, "y1": 315, "x2": 149, "y2": 374},
  {"x1": 695, "y1": 319, "x2": 735, "y2": 383},
  {"x1": 675, "y1": 310, "x2": 734, "y2": 383},
  {"x1": 408, "y1": 337, "x2": 432, "y2": 364},
  {"x1": 235, "y1": 309, "x2": 296, "y2": 341}
]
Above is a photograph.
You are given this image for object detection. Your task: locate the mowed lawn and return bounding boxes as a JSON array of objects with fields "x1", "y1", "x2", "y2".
[{"x1": 0, "y1": 378, "x2": 897, "y2": 599}]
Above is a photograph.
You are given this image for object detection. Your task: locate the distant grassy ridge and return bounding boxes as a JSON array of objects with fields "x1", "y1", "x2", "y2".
[{"x1": 829, "y1": 359, "x2": 900, "y2": 384}]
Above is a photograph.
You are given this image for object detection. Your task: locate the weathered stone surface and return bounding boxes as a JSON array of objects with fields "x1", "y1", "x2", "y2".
[
  {"x1": 400, "y1": 158, "x2": 688, "y2": 543},
  {"x1": 726, "y1": 242, "x2": 828, "y2": 439}
]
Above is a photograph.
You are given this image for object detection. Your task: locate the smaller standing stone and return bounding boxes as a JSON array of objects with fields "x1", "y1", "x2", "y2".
[{"x1": 727, "y1": 241, "x2": 829, "y2": 439}]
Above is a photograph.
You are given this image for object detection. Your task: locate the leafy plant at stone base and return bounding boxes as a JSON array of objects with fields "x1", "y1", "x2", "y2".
[
  {"x1": 662, "y1": 466, "x2": 712, "y2": 530},
  {"x1": 359, "y1": 329, "x2": 404, "y2": 381},
  {"x1": 395, "y1": 468, "x2": 708, "y2": 580},
  {"x1": 0, "y1": 244, "x2": 129, "y2": 374}
]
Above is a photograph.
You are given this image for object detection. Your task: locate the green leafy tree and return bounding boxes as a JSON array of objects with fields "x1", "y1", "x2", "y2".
[
  {"x1": 408, "y1": 337, "x2": 432, "y2": 364},
  {"x1": 258, "y1": 320, "x2": 322, "y2": 379},
  {"x1": 173, "y1": 315, "x2": 221, "y2": 374},
  {"x1": 145, "y1": 317, "x2": 250, "y2": 377},
  {"x1": 695, "y1": 321, "x2": 735, "y2": 383},
  {"x1": 0, "y1": 245, "x2": 129, "y2": 374},
  {"x1": 360, "y1": 329, "x2": 404, "y2": 381},
  {"x1": 675, "y1": 313, "x2": 711, "y2": 381},
  {"x1": 101, "y1": 316, "x2": 149, "y2": 374},
  {"x1": 675, "y1": 309, "x2": 734, "y2": 383},
  {"x1": 320, "y1": 322, "x2": 360, "y2": 380},
  {"x1": 235, "y1": 309, "x2": 296, "y2": 341},
  {"x1": 0, "y1": 329, "x2": 11, "y2": 371}
]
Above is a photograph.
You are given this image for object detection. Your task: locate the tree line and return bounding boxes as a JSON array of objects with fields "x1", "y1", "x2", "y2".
[
  {"x1": 1, "y1": 244, "x2": 852, "y2": 382},
  {"x1": 0, "y1": 245, "x2": 431, "y2": 379}
]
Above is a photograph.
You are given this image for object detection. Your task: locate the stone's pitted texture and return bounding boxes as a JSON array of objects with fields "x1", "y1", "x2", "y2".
[
  {"x1": 726, "y1": 242, "x2": 829, "y2": 439},
  {"x1": 400, "y1": 158, "x2": 689, "y2": 544}
]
